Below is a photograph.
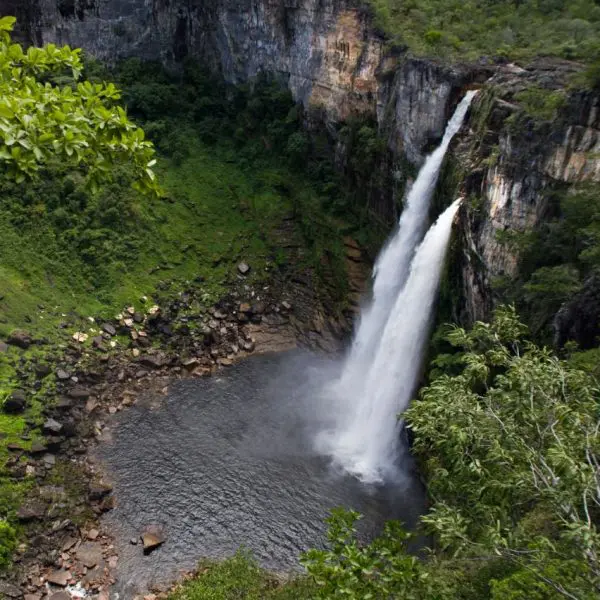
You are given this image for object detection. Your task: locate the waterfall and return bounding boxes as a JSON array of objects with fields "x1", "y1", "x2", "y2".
[
  {"x1": 328, "y1": 200, "x2": 463, "y2": 482},
  {"x1": 337, "y1": 91, "x2": 476, "y2": 393},
  {"x1": 318, "y1": 92, "x2": 475, "y2": 483}
]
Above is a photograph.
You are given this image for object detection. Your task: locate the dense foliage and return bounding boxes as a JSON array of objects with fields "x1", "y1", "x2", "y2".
[
  {"x1": 495, "y1": 185, "x2": 600, "y2": 339},
  {"x1": 368, "y1": 0, "x2": 600, "y2": 63},
  {"x1": 300, "y1": 308, "x2": 600, "y2": 599},
  {"x1": 0, "y1": 17, "x2": 158, "y2": 193}
]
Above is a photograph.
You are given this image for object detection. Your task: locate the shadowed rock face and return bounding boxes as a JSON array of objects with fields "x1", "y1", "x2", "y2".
[{"x1": 5, "y1": 0, "x2": 472, "y2": 168}]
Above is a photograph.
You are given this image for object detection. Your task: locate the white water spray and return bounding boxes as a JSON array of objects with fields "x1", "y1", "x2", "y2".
[
  {"x1": 329, "y1": 199, "x2": 463, "y2": 482},
  {"x1": 319, "y1": 92, "x2": 476, "y2": 483},
  {"x1": 338, "y1": 91, "x2": 477, "y2": 390}
]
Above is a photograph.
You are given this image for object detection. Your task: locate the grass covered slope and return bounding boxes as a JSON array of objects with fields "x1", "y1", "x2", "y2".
[
  {"x1": 0, "y1": 58, "x2": 364, "y2": 569},
  {"x1": 368, "y1": 0, "x2": 600, "y2": 63}
]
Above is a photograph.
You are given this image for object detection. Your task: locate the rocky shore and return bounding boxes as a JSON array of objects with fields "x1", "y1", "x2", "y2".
[{"x1": 0, "y1": 239, "x2": 368, "y2": 600}]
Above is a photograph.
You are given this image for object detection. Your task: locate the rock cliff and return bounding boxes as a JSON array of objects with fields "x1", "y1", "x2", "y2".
[
  {"x1": 2, "y1": 0, "x2": 600, "y2": 334},
  {"x1": 452, "y1": 61, "x2": 600, "y2": 328}
]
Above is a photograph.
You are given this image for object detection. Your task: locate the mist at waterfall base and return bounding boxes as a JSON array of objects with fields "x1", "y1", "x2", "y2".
[
  {"x1": 316, "y1": 91, "x2": 476, "y2": 484},
  {"x1": 98, "y1": 352, "x2": 426, "y2": 596},
  {"x1": 98, "y1": 93, "x2": 473, "y2": 594}
]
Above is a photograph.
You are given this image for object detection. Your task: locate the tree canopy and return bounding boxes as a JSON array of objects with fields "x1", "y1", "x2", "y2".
[
  {"x1": 0, "y1": 16, "x2": 158, "y2": 194},
  {"x1": 303, "y1": 307, "x2": 600, "y2": 599}
]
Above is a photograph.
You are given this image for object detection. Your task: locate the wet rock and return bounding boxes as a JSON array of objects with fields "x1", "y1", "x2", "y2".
[
  {"x1": 67, "y1": 386, "x2": 91, "y2": 400},
  {"x1": 43, "y1": 418, "x2": 63, "y2": 435},
  {"x1": 7, "y1": 329, "x2": 32, "y2": 349},
  {"x1": 98, "y1": 494, "x2": 116, "y2": 513},
  {"x1": 0, "y1": 582, "x2": 22, "y2": 598},
  {"x1": 237, "y1": 261, "x2": 251, "y2": 275},
  {"x1": 3, "y1": 389, "x2": 26, "y2": 413},
  {"x1": 56, "y1": 369, "x2": 71, "y2": 380},
  {"x1": 139, "y1": 355, "x2": 164, "y2": 369},
  {"x1": 89, "y1": 481, "x2": 113, "y2": 500},
  {"x1": 241, "y1": 340, "x2": 256, "y2": 353},
  {"x1": 35, "y1": 363, "x2": 52, "y2": 377},
  {"x1": 76, "y1": 541, "x2": 103, "y2": 568},
  {"x1": 46, "y1": 569, "x2": 71, "y2": 586},
  {"x1": 30, "y1": 441, "x2": 47, "y2": 454},
  {"x1": 141, "y1": 525, "x2": 166, "y2": 554},
  {"x1": 17, "y1": 500, "x2": 47, "y2": 522},
  {"x1": 102, "y1": 323, "x2": 116, "y2": 336}
]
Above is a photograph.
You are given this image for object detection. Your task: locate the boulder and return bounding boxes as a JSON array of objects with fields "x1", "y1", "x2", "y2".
[
  {"x1": 7, "y1": 329, "x2": 32, "y2": 349},
  {"x1": 76, "y1": 541, "x2": 104, "y2": 568},
  {"x1": 181, "y1": 358, "x2": 200, "y2": 371},
  {"x1": 239, "y1": 302, "x2": 252, "y2": 314},
  {"x1": 89, "y1": 481, "x2": 113, "y2": 500},
  {"x1": 17, "y1": 501, "x2": 46, "y2": 522},
  {"x1": 0, "y1": 582, "x2": 22, "y2": 598},
  {"x1": 251, "y1": 301, "x2": 266, "y2": 315},
  {"x1": 3, "y1": 389, "x2": 26, "y2": 414},
  {"x1": 102, "y1": 323, "x2": 116, "y2": 336},
  {"x1": 141, "y1": 525, "x2": 166, "y2": 554},
  {"x1": 43, "y1": 418, "x2": 63, "y2": 435},
  {"x1": 237, "y1": 261, "x2": 251, "y2": 275},
  {"x1": 56, "y1": 369, "x2": 71, "y2": 380},
  {"x1": 30, "y1": 441, "x2": 47, "y2": 454},
  {"x1": 138, "y1": 355, "x2": 164, "y2": 369},
  {"x1": 67, "y1": 386, "x2": 91, "y2": 400},
  {"x1": 35, "y1": 363, "x2": 51, "y2": 378}
]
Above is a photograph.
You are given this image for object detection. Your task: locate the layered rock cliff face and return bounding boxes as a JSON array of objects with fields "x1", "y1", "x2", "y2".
[
  {"x1": 9, "y1": 1, "x2": 473, "y2": 166},
  {"x1": 3, "y1": 0, "x2": 600, "y2": 333},
  {"x1": 453, "y1": 61, "x2": 600, "y2": 328}
]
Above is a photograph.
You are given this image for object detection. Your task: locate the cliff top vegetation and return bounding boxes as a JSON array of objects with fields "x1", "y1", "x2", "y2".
[{"x1": 368, "y1": 0, "x2": 600, "y2": 66}]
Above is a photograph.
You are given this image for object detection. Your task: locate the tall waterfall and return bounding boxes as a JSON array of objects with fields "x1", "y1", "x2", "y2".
[
  {"x1": 337, "y1": 91, "x2": 477, "y2": 393},
  {"x1": 319, "y1": 92, "x2": 475, "y2": 483}
]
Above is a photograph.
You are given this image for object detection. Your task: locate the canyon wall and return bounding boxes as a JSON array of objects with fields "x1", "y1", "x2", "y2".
[
  {"x1": 453, "y1": 62, "x2": 600, "y2": 330},
  {"x1": 2, "y1": 0, "x2": 600, "y2": 333}
]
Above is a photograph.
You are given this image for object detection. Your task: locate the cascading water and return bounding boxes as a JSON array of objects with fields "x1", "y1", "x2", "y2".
[
  {"x1": 319, "y1": 91, "x2": 476, "y2": 483},
  {"x1": 329, "y1": 200, "x2": 463, "y2": 482},
  {"x1": 336, "y1": 91, "x2": 477, "y2": 394}
]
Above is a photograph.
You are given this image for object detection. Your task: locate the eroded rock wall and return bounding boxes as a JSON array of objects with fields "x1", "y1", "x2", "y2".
[{"x1": 455, "y1": 62, "x2": 600, "y2": 325}]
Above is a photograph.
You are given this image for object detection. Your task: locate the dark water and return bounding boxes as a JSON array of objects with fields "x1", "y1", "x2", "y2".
[{"x1": 98, "y1": 351, "x2": 426, "y2": 597}]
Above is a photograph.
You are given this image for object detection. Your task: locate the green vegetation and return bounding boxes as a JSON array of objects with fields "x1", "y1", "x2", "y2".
[
  {"x1": 0, "y1": 33, "x2": 374, "y2": 571},
  {"x1": 169, "y1": 551, "x2": 316, "y2": 600},
  {"x1": 367, "y1": 0, "x2": 600, "y2": 62},
  {"x1": 0, "y1": 17, "x2": 157, "y2": 194},
  {"x1": 495, "y1": 185, "x2": 600, "y2": 339}
]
